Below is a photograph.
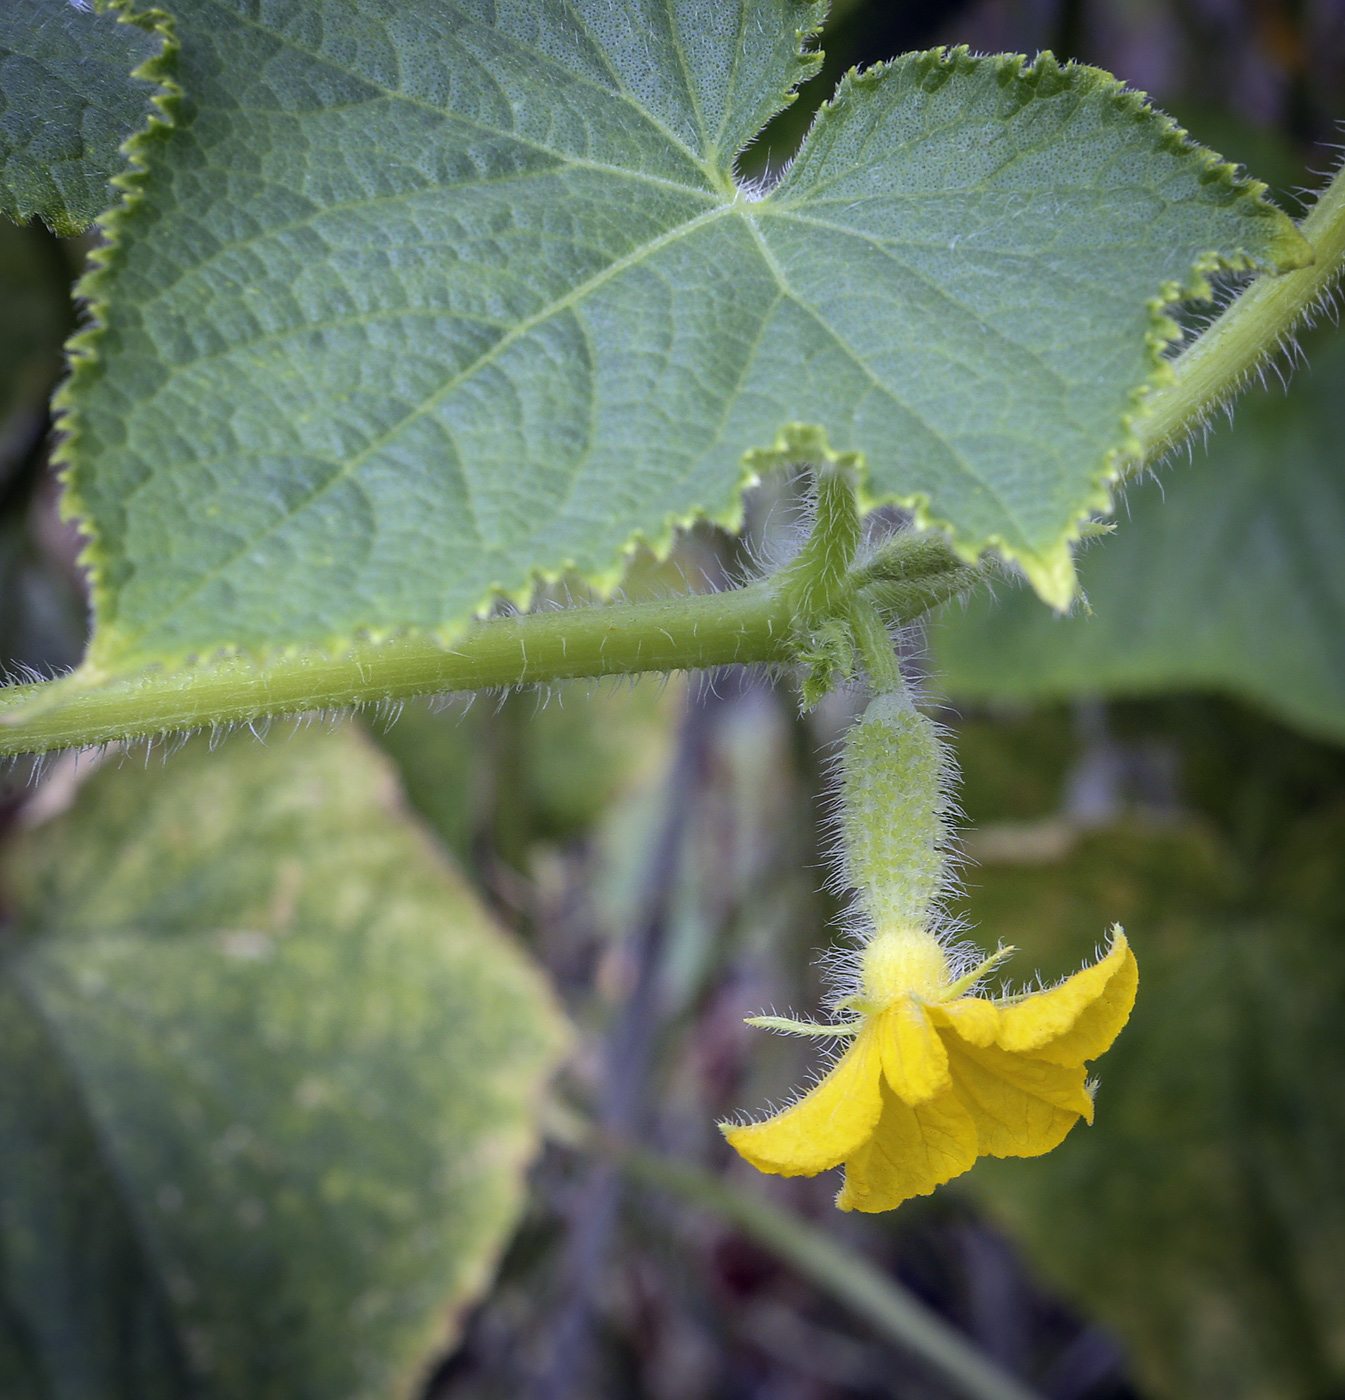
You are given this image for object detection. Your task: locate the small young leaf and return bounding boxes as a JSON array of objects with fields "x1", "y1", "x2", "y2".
[
  {"x1": 0, "y1": 725, "x2": 568, "y2": 1398},
  {"x1": 933, "y1": 328, "x2": 1345, "y2": 746},
  {"x1": 53, "y1": 3, "x2": 1306, "y2": 674},
  {"x1": 0, "y1": 0, "x2": 172, "y2": 237}
]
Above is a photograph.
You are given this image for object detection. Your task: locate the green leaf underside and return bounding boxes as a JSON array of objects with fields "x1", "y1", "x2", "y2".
[
  {"x1": 0, "y1": 0, "x2": 169, "y2": 237},
  {"x1": 59, "y1": 2, "x2": 1308, "y2": 673},
  {"x1": 0, "y1": 726, "x2": 567, "y2": 1398},
  {"x1": 933, "y1": 327, "x2": 1345, "y2": 746}
]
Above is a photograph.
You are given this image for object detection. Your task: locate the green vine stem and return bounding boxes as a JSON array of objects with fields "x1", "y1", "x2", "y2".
[
  {"x1": 0, "y1": 585, "x2": 793, "y2": 755},
  {"x1": 780, "y1": 459, "x2": 861, "y2": 621},
  {"x1": 0, "y1": 538, "x2": 974, "y2": 757},
  {"x1": 1134, "y1": 158, "x2": 1345, "y2": 462},
  {"x1": 619, "y1": 1145, "x2": 1046, "y2": 1400}
]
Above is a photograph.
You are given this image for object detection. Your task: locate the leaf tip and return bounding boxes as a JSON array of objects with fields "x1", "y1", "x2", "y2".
[{"x1": 1017, "y1": 544, "x2": 1079, "y2": 613}]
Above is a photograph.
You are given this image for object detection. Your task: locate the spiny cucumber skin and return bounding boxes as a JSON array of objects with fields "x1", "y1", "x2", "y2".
[{"x1": 839, "y1": 693, "x2": 955, "y2": 933}]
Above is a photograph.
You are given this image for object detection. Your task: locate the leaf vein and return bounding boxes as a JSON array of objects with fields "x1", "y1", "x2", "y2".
[{"x1": 112, "y1": 202, "x2": 737, "y2": 647}]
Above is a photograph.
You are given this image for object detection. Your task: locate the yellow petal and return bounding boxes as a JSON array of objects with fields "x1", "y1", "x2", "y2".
[
  {"x1": 996, "y1": 930, "x2": 1138, "y2": 1065},
  {"x1": 945, "y1": 1037, "x2": 1092, "y2": 1158},
  {"x1": 877, "y1": 1000, "x2": 951, "y2": 1105},
  {"x1": 722, "y1": 1024, "x2": 883, "y2": 1177},
  {"x1": 837, "y1": 1079, "x2": 978, "y2": 1212},
  {"x1": 930, "y1": 995, "x2": 1000, "y2": 1047}
]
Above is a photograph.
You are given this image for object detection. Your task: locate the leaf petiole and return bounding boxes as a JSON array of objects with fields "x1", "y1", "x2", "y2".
[{"x1": 1134, "y1": 159, "x2": 1345, "y2": 464}]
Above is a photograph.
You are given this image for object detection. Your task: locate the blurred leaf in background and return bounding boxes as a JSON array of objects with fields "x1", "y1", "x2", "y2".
[
  {"x1": 376, "y1": 662, "x2": 683, "y2": 875},
  {"x1": 0, "y1": 724, "x2": 568, "y2": 1399},
  {"x1": 954, "y1": 702, "x2": 1345, "y2": 1400}
]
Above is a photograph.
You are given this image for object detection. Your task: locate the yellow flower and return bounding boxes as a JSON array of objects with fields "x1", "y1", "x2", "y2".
[{"x1": 722, "y1": 927, "x2": 1137, "y2": 1212}]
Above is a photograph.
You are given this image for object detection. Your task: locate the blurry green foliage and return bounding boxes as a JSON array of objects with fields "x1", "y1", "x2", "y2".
[
  {"x1": 0, "y1": 725, "x2": 567, "y2": 1399},
  {"x1": 951, "y1": 705, "x2": 1079, "y2": 827},
  {"x1": 952, "y1": 702, "x2": 1345, "y2": 1400},
  {"x1": 371, "y1": 701, "x2": 487, "y2": 868},
  {"x1": 375, "y1": 675, "x2": 681, "y2": 872}
]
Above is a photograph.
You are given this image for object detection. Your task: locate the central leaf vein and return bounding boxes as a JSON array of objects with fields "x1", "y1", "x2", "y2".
[{"x1": 115, "y1": 201, "x2": 739, "y2": 646}]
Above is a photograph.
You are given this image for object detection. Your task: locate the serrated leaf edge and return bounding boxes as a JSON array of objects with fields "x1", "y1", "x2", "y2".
[
  {"x1": 59, "y1": 0, "x2": 825, "y2": 681},
  {"x1": 794, "y1": 47, "x2": 1313, "y2": 610},
  {"x1": 49, "y1": 0, "x2": 181, "y2": 681},
  {"x1": 0, "y1": 0, "x2": 160, "y2": 235},
  {"x1": 60, "y1": 36, "x2": 1312, "y2": 679}
]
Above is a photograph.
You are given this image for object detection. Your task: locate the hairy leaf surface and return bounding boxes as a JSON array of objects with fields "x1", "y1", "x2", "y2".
[
  {"x1": 0, "y1": 725, "x2": 567, "y2": 1399},
  {"x1": 0, "y1": 0, "x2": 170, "y2": 236},
  {"x1": 934, "y1": 328, "x2": 1345, "y2": 745},
  {"x1": 54, "y1": 1, "x2": 1307, "y2": 672}
]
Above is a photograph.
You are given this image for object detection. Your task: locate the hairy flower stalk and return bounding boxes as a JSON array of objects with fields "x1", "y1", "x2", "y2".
[{"x1": 722, "y1": 688, "x2": 1137, "y2": 1212}]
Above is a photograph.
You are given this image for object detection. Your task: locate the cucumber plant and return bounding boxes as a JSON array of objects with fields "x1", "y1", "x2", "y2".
[{"x1": 0, "y1": 2, "x2": 1340, "y2": 1397}]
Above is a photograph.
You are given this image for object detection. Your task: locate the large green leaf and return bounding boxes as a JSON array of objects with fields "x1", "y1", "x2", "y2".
[
  {"x1": 933, "y1": 327, "x2": 1345, "y2": 745},
  {"x1": 0, "y1": 724, "x2": 568, "y2": 1398},
  {"x1": 0, "y1": 0, "x2": 172, "y2": 237},
  {"x1": 47, "y1": 1, "x2": 1305, "y2": 674}
]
